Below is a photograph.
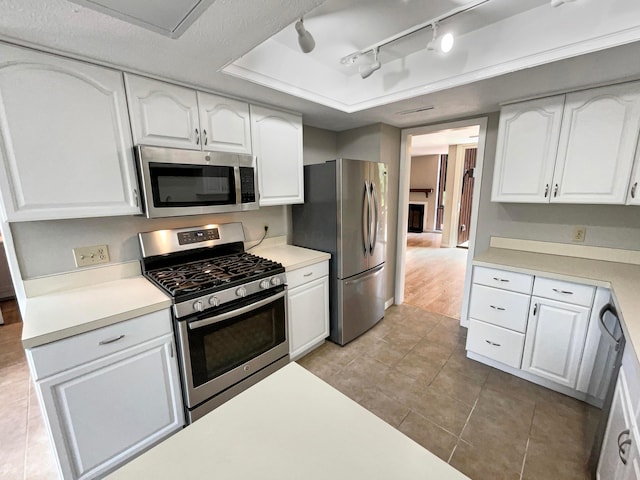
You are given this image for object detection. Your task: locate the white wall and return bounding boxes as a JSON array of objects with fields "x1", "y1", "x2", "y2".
[{"x1": 409, "y1": 154, "x2": 439, "y2": 231}]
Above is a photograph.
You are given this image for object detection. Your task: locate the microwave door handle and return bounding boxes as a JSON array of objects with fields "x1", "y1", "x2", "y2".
[
  {"x1": 233, "y1": 166, "x2": 242, "y2": 205},
  {"x1": 188, "y1": 289, "x2": 286, "y2": 330}
]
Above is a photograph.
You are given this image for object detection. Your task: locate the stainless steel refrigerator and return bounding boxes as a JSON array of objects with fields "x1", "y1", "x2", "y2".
[{"x1": 292, "y1": 158, "x2": 387, "y2": 345}]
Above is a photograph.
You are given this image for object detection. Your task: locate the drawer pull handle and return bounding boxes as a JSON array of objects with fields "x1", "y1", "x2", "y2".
[
  {"x1": 485, "y1": 340, "x2": 501, "y2": 347},
  {"x1": 533, "y1": 303, "x2": 538, "y2": 316},
  {"x1": 618, "y1": 429, "x2": 632, "y2": 465},
  {"x1": 489, "y1": 305, "x2": 506, "y2": 311},
  {"x1": 98, "y1": 334, "x2": 125, "y2": 346},
  {"x1": 303, "y1": 272, "x2": 314, "y2": 277},
  {"x1": 552, "y1": 288, "x2": 573, "y2": 295},
  {"x1": 492, "y1": 277, "x2": 509, "y2": 283}
]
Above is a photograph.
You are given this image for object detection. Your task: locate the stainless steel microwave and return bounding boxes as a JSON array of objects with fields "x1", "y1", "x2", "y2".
[{"x1": 136, "y1": 145, "x2": 259, "y2": 218}]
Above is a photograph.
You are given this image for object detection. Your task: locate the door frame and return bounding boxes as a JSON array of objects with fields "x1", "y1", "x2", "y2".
[{"x1": 394, "y1": 117, "x2": 488, "y2": 327}]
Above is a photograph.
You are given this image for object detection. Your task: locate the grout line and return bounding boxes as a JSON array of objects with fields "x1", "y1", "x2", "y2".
[
  {"x1": 447, "y1": 442, "x2": 458, "y2": 464},
  {"x1": 520, "y1": 437, "x2": 530, "y2": 480}
]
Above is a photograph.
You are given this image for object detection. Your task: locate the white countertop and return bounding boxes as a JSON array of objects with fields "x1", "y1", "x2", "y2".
[
  {"x1": 22, "y1": 276, "x2": 171, "y2": 348},
  {"x1": 474, "y1": 247, "x2": 640, "y2": 361},
  {"x1": 106, "y1": 362, "x2": 469, "y2": 480},
  {"x1": 253, "y1": 243, "x2": 330, "y2": 271}
]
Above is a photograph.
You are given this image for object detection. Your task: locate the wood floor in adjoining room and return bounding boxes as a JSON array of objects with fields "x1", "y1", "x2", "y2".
[{"x1": 403, "y1": 232, "x2": 468, "y2": 319}]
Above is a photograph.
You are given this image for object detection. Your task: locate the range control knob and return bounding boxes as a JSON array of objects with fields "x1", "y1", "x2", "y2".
[
  {"x1": 208, "y1": 296, "x2": 220, "y2": 307},
  {"x1": 271, "y1": 277, "x2": 282, "y2": 286},
  {"x1": 236, "y1": 286, "x2": 247, "y2": 298},
  {"x1": 193, "y1": 300, "x2": 204, "y2": 312},
  {"x1": 260, "y1": 280, "x2": 271, "y2": 289}
]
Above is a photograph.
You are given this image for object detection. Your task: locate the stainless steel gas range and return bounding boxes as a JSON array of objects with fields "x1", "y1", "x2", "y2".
[{"x1": 139, "y1": 223, "x2": 289, "y2": 423}]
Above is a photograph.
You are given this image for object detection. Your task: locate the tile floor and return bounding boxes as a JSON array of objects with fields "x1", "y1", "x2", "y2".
[
  {"x1": 0, "y1": 301, "x2": 57, "y2": 480},
  {"x1": 298, "y1": 304, "x2": 599, "y2": 480}
]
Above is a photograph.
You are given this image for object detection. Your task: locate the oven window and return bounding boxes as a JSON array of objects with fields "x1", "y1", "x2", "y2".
[
  {"x1": 149, "y1": 163, "x2": 236, "y2": 207},
  {"x1": 187, "y1": 294, "x2": 286, "y2": 387}
]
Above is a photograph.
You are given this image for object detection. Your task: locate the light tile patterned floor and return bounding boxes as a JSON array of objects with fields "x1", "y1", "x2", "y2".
[{"x1": 298, "y1": 304, "x2": 599, "y2": 480}]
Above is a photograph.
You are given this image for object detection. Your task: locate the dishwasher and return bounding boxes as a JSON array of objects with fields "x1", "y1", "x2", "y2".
[{"x1": 588, "y1": 300, "x2": 626, "y2": 476}]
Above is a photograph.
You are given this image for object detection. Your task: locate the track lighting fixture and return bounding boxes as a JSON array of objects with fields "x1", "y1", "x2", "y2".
[
  {"x1": 295, "y1": 18, "x2": 315, "y2": 54},
  {"x1": 426, "y1": 22, "x2": 454, "y2": 53},
  {"x1": 359, "y1": 48, "x2": 381, "y2": 79}
]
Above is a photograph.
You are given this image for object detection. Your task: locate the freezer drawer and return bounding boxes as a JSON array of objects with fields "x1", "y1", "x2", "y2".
[{"x1": 334, "y1": 264, "x2": 385, "y2": 345}]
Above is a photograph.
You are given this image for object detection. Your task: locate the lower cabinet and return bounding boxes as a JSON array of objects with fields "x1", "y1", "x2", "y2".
[
  {"x1": 521, "y1": 297, "x2": 591, "y2": 388},
  {"x1": 287, "y1": 260, "x2": 329, "y2": 361},
  {"x1": 27, "y1": 311, "x2": 184, "y2": 480},
  {"x1": 598, "y1": 367, "x2": 640, "y2": 480}
]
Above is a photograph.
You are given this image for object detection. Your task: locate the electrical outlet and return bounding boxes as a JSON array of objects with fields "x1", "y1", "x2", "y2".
[
  {"x1": 572, "y1": 226, "x2": 586, "y2": 243},
  {"x1": 73, "y1": 245, "x2": 110, "y2": 267}
]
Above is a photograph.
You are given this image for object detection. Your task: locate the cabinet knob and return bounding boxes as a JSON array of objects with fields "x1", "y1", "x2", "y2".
[
  {"x1": 544, "y1": 184, "x2": 549, "y2": 198},
  {"x1": 553, "y1": 184, "x2": 559, "y2": 197}
]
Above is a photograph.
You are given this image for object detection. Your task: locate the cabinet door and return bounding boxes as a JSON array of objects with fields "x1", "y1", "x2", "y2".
[
  {"x1": 522, "y1": 297, "x2": 590, "y2": 388},
  {"x1": 552, "y1": 82, "x2": 640, "y2": 204},
  {"x1": 37, "y1": 334, "x2": 184, "y2": 480},
  {"x1": 288, "y1": 275, "x2": 329, "y2": 360},
  {"x1": 0, "y1": 44, "x2": 141, "y2": 221},
  {"x1": 124, "y1": 74, "x2": 200, "y2": 150},
  {"x1": 627, "y1": 146, "x2": 640, "y2": 205},
  {"x1": 197, "y1": 92, "x2": 251, "y2": 154},
  {"x1": 250, "y1": 105, "x2": 304, "y2": 206},
  {"x1": 598, "y1": 373, "x2": 632, "y2": 480},
  {"x1": 491, "y1": 96, "x2": 564, "y2": 203}
]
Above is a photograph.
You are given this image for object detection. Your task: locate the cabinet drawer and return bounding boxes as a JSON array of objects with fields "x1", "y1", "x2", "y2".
[
  {"x1": 469, "y1": 284, "x2": 530, "y2": 333},
  {"x1": 28, "y1": 309, "x2": 172, "y2": 380},
  {"x1": 533, "y1": 277, "x2": 595, "y2": 306},
  {"x1": 466, "y1": 319, "x2": 525, "y2": 368},
  {"x1": 286, "y1": 261, "x2": 329, "y2": 290},
  {"x1": 473, "y1": 266, "x2": 533, "y2": 294}
]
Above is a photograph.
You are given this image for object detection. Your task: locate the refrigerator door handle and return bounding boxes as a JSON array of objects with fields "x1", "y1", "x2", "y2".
[
  {"x1": 344, "y1": 263, "x2": 385, "y2": 285},
  {"x1": 362, "y1": 181, "x2": 370, "y2": 256},
  {"x1": 370, "y1": 183, "x2": 379, "y2": 254}
]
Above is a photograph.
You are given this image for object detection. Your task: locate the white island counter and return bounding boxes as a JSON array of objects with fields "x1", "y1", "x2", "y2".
[{"x1": 106, "y1": 363, "x2": 469, "y2": 480}]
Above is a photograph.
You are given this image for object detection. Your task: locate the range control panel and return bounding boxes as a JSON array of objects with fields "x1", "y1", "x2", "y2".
[{"x1": 177, "y1": 228, "x2": 220, "y2": 245}]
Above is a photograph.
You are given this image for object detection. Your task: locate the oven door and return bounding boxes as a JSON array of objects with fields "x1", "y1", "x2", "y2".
[{"x1": 176, "y1": 287, "x2": 289, "y2": 409}]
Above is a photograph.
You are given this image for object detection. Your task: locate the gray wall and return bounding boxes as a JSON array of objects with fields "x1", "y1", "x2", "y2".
[
  {"x1": 409, "y1": 154, "x2": 439, "y2": 231},
  {"x1": 303, "y1": 125, "x2": 337, "y2": 165},
  {"x1": 11, "y1": 207, "x2": 288, "y2": 279},
  {"x1": 473, "y1": 112, "x2": 640, "y2": 257},
  {"x1": 336, "y1": 124, "x2": 401, "y2": 303}
]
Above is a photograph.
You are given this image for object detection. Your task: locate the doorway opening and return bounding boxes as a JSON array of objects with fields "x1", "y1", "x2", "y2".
[{"x1": 395, "y1": 118, "x2": 487, "y2": 324}]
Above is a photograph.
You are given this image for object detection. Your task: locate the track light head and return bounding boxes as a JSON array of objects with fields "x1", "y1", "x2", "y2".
[
  {"x1": 295, "y1": 18, "x2": 315, "y2": 54},
  {"x1": 426, "y1": 22, "x2": 454, "y2": 53},
  {"x1": 359, "y1": 47, "x2": 381, "y2": 79}
]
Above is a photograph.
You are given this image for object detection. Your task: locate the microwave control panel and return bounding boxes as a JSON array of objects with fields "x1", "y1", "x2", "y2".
[
  {"x1": 239, "y1": 167, "x2": 256, "y2": 203},
  {"x1": 177, "y1": 228, "x2": 220, "y2": 245}
]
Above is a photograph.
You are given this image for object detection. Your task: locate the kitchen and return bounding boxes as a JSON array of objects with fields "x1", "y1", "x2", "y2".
[{"x1": 1, "y1": 0, "x2": 640, "y2": 479}]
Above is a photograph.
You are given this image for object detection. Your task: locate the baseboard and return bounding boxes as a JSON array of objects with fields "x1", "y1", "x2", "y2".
[{"x1": 385, "y1": 297, "x2": 395, "y2": 310}]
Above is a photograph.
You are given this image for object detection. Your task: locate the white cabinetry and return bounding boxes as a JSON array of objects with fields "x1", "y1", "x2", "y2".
[
  {"x1": 287, "y1": 260, "x2": 329, "y2": 360},
  {"x1": 467, "y1": 265, "x2": 605, "y2": 398},
  {"x1": 491, "y1": 96, "x2": 564, "y2": 203},
  {"x1": 628, "y1": 146, "x2": 640, "y2": 206},
  {"x1": 492, "y1": 81, "x2": 640, "y2": 205},
  {"x1": 521, "y1": 297, "x2": 590, "y2": 388},
  {"x1": 598, "y1": 366, "x2": 640, "y2": 480},
  {"x1": 0, "y1": 44, "x2": 141, "y2": 221},
  {"x1": 27, "y1": 310, "x2": 184, "y2": 480},
  {"x1": 250, "y1": 105, "x2": 304, "y2": 206},
  {"x1": 124, "y1": 75, "x2": 252, "y2": 154}
]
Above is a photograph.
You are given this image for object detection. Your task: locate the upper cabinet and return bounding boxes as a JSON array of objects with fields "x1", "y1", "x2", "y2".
[
  {"x1": 197, "y1": 92, "x2": 251, "y2": 154},
  {"x1": 0, "y1": 44, "x2": 141, "y2": 221},
  {"x1": 250, "y1": 105, "x2": 304, "y2": 206},
  {"x1": 125, "y1": 74, "x2": 252, "y2": 154},
  {"x1": 492, "y1": 96, "x2": 564, "y2": 203},
  {"x1": 492, "y1": 81, "x2": 640, "y2": 205},
  {"x1": 124, "y1": 74, "x2": 201, "y2": 150}
]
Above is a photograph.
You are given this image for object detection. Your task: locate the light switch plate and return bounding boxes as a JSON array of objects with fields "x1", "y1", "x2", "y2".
[{"x1": 73, "y1": 245, "x2": 110, "y2": 267}]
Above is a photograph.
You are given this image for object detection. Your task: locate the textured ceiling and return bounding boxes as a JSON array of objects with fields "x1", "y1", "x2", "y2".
[{"x1": 1, "y1": 0, "x2": 640, "y2": 132}]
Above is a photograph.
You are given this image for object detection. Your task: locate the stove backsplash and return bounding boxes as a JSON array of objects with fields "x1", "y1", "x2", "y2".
[{"x1": 10, "y1": 206, "x2": 288, "y2": 279}]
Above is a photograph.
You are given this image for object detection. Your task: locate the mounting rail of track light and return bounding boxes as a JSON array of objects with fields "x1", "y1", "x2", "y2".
[{"x1": 340, "y1": 0, "x2": 489, "y2": 66}]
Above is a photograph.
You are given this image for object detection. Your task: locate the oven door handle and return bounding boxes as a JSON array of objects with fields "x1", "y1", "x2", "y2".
[{"x1": 187, "y1": 289, "x2": 286, "y2": 330}]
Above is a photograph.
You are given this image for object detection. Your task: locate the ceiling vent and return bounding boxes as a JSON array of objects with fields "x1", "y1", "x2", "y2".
[{"x1": 69, "y1": 0, "x2": 217, "y2": 38}]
